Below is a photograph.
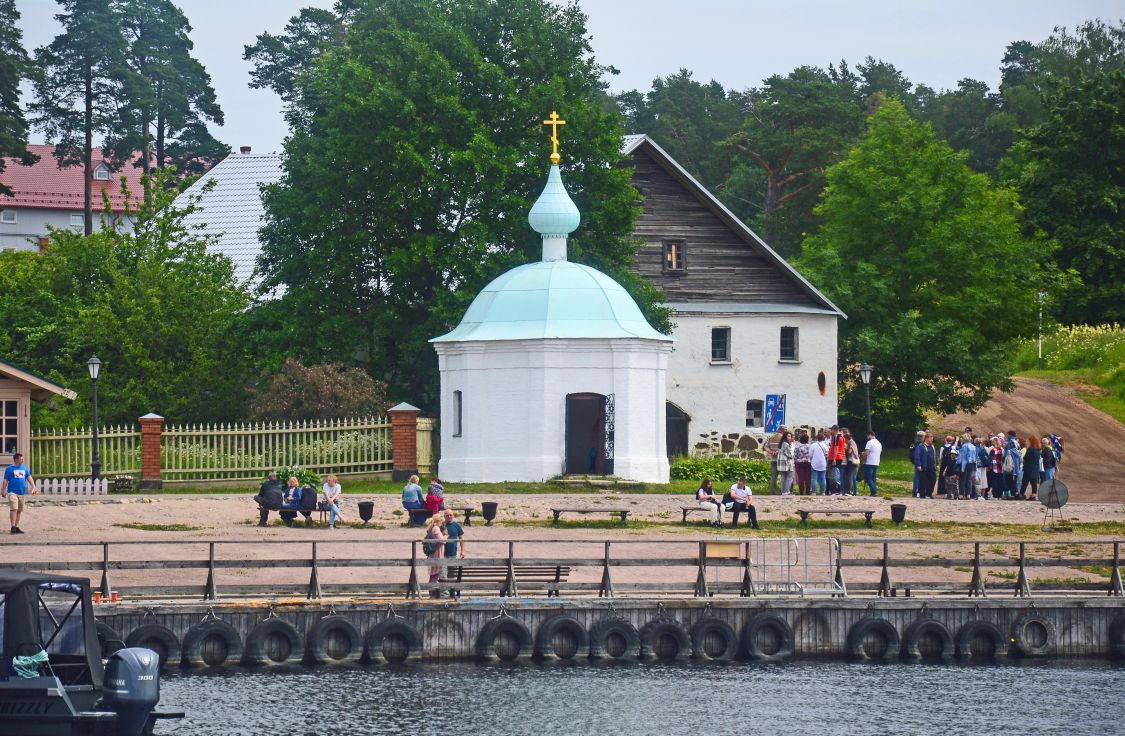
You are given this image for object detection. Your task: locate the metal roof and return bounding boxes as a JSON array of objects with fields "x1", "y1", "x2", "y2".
[
  {"x1": 665, "y1": 302, "x2": 841, "y2": 316},
  {"x1": 177, "y1": 152, "x2": 284, "y2": 284}
]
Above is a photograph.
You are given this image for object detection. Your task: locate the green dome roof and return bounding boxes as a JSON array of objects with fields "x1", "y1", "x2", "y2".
[{"x1": 431, "y1": 260, "x2": 669, "y2": 342}]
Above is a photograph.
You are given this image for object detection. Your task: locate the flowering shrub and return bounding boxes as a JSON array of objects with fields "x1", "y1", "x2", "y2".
[
  {"x1": 1015, "y1": 324, "x2": 1125, "y2": 371},
  {"x1": 274, "y1": 465, "x2": 321, "y2": 487}
]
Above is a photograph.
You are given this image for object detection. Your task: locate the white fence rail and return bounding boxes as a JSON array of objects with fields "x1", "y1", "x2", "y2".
[{"x1": 37, "y1": 478, "x2": 109, "y2": 496}]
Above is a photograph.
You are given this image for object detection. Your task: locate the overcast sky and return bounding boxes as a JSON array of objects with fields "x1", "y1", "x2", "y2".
[{"x1": 15, "y1": 0, "x2": 1123, "y2": 153}]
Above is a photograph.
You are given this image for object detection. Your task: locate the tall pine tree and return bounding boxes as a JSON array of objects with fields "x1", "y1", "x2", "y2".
[
  {"x1": 0, "y1": 0, "x2": 38, "y2": 198},
  {"x1": 116, "y1": 0, "x2": 227, "y2": 176},
  {"x1": 31, "y1": 0, "x2": 148, "y2": 235}
]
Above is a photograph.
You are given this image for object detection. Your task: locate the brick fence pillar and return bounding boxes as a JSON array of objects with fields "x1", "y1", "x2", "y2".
[
  {"x1": 138, "y1": 412, "x2": 164, "y2": 490},
  {"x1": 388, "y1": 402, "x2": 421, "y2": 482}
]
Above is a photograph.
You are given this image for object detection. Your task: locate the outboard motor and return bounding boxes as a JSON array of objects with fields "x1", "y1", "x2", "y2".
[{"x1": 102, "y1": 647, "x2": 161, "y2": 736}]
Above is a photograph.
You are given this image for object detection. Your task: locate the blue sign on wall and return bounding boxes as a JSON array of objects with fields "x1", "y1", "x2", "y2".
[{"x1": 764, "y1": 394, "x2": 786, "y2": 432}]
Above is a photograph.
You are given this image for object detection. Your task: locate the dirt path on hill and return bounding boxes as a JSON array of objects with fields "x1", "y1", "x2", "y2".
[{"x1": 938, "y1": 376, "x2": 1125, "y2": 502}]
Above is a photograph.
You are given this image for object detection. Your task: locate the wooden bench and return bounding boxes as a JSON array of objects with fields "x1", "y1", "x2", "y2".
[
  {"x1": 681, "y1": 506, "x2": 721, "y2": 523},
  {"x1": 797, "y1": 507, "x2": 875, "y2": 528},
  {"x1": 442, "y1": 565, "x2": 571, "y2": 597},
  {"x1": 408, "y1": 506, "x2": 475, "y2": 525},
  {"x1": 550, "y1": 507, "x2": 629, "y2": 524}
]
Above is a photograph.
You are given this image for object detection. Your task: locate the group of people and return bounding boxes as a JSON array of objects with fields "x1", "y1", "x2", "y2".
[
  {"x1": 910, "y1": 428, "x2": 1063, "y2": 501},
  {"x1": 401, "y1": 474, "x2": 447, "y2": 520},
  {"x1": 765, "y1": 426, "x2": 883, "y2": 497},
  {"x1": 254, "y1": 472, "x2": 348, "y2": 527},
  {"x1": 421, "y1": 508, "x2": 467, "y2": 597},
  {"x1": 695, "y1": 476, "x2": 761, "y2": 529}
]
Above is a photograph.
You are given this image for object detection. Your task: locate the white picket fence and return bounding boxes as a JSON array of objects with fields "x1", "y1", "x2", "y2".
[{"x1": 37, "y1": 478, "x2": 109, "y2": 496}]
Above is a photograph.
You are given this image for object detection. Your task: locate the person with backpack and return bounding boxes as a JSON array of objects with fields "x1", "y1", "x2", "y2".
[
  {"x1": 827, "y1": 426, "x2": 847, "y2": 491},
  {"x1": 809, "y1": 431, "x2": 828, "y2": 495},
  {"x1": 957, "y1": 434, "x2": 978, "y2": 500},
  {"x1": 842, "y1": 428, "x2": 860, "y2": 496},
  {"x1": 1019, "y1": 436, "x2": 1042, "y2": 501},
  {"x1": 908, "y1": 430, "x2": 925, "y2": 498},
  {"x1": 1040, "y1": 437, "x2": 1057, "y2": 481},
  {"x1": 422, "y1": 515, "x2": 448, "y2": 598},
  {"x1": 986, "y1": 437, "x2": 1006, "y2": 500},
  {"x1": 913, "y1": 432, "x2": 937, "y2": 499},
  {"x1": 1004, "y1": 432, "x2": 1021, "y2": 499}
]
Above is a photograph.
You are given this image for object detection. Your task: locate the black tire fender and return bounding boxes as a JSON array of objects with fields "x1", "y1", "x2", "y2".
[
  {"x1": 96, "y1": 621, "x2": 125, "y2": 659},
  {"x1": 741, "y1": 613, "x2": 795, "y2": 662},
  {"x1": 125, "y1": 623, "x2": 181, "y2": 670},
  {"x1": 1011, "y1": 613, "x2": 1055, "y2": 657},
  {"x1": 243, "y1": 618, "x2": 303, "y2": 667},
  {"x1": 902, "y1": 618, "x2": 954, "y2": 661},
  {"x1": 846, "y1": 617, "x2": 901, "y2": 662},
  {"x1": 534, "y1": 615, "x2": 589, "y2": 661},
  {"x1": 182, "y1": 619, "x2": 243, "y2": 668},
  {"x1": 476, "y1": 617, "x2": 533, "y2": 663},
  {"x1": 306, "y1": 615, "x2": 362, "y2": 666},
  {"x1": 588, "y1": 617, "x2": 640, "y2": 661},
  {"x1": 639, "y1": 618, "x2": 691, "y2": 661},
  {"x1": 365, "y1": 619, "x2": 423, "y2": 664},
  {"x1": 690, "y1": 617, "x2": 738, "y2": 661},
  {"x1": 955, "y1": 620, "x2": 1009, "y2": 660}
]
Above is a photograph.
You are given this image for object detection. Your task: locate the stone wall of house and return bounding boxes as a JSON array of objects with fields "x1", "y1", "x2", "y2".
[{"x1": 690, "y1": 425, "x2": 836, "y2": 459}]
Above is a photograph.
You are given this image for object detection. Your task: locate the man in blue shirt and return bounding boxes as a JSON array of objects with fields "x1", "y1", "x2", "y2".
[{"x1": 2, "y1": 452, "x2": 38, "y2": 534}]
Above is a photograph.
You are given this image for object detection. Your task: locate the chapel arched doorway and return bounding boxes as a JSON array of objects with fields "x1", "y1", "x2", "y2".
[
  {"x1": 565, "y1": 393, "x2": 614, "y2": 475},
  {"x1": 666, "y1": 402, "x2": 690, "y2": 458}
]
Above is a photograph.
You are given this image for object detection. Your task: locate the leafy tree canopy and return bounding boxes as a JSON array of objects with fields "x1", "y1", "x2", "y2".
[
  {"x1": 797, "y1": 99, "x2": 1052, "y2": 432},
  {"x1": 247, "y1": 359, "x2": 389, "y2": 421},
  {"x1": 251, "y1": 0, "x2": 659, "y2": 410},
  {"x1": 0, "y1": 169, "x2": 250, "y2": 427}
]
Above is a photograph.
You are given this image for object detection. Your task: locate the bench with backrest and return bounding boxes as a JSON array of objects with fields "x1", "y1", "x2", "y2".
[
  {"x1": 408, "y1": 505, "x2": 475, "y2": 525},
  {"x1": 797, "y1": 507, "x2": 875, "y2": 528},
  {"x1": 550, "y1": 507, "x2": 629, "y2": 524},
  {"x1": 441, "y1": 564, "x2": 571, "y2": 597},
  {"x1": 681, "y1": 506, "x2": 723, "y2": 523}
]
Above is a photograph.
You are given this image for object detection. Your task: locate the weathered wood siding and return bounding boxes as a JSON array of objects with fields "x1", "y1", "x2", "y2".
[{"x1": 628, "y1": 148, "x2": 819, "y2": 307}]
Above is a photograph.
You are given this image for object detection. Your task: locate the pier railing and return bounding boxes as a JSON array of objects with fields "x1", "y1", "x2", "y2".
[{"x1": 0, "y1": 537, "x2": 1121, "y2": 601}]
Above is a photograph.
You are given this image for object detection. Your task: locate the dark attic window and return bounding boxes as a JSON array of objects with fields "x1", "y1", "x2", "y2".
[{"x1": 662, "y1": 239, "x2": 686, "y2": 273}]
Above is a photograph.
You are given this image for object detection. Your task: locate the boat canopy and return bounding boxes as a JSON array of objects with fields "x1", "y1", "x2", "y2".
[{"x1": 0, "y1": 570, "x2": 103, "y2": 688}]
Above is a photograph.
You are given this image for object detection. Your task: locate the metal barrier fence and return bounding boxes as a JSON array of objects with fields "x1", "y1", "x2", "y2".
[
  {"x1": 4, "y1": 537, "x2": 1120, "y2": 601},
  {"x1": 30, "y1": 425, "x2": 140, "y2": 478},
  {"x1": 160, "y1": 416, "x2": 393, "y2": 482}
]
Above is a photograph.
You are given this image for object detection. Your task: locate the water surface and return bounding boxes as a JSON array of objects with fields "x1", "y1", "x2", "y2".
[{"x1": 158, "y1": 660, "x2": 1125, "y2": 735}]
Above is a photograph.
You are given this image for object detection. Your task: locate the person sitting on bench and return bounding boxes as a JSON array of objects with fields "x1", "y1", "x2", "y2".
[
  {"x1": 402, "y1": 474, "x2": 425, "y2": 523},
  {"x1": 696, "y1": 477, "x2": 723, "y2": 528},
  {"x1": 282, "y1": 477, "x2": 303, "y2": 510},
  {"x1": 726, "y1": 476, "x2": 760, "y2": 529},
  {"x1": 254, "y1": 472, "x2": 284, "y2": 526}
]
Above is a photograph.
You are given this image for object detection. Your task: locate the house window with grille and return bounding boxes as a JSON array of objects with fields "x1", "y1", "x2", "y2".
[
  {"x1": 69, "y1": 214, "x2": 83, "y2": 229},
  {"x1": 1, "y1": 400, "x2": 18, "y2": 454},
  {"x1": 746, "y1": 399, "x2": 764, "y2": 429},
  {"x1": 780, "y1": 326, "x2": 799, "y2": 361},
  {"x1": 0, "y1": 210, "x2": 16, "y2": 224},
  {"x1": 662, "y1": 239, "x2": 686, "y2": 273},
  {"x1": 711, "y1": 327, "x2": 731, "y2": 363}
]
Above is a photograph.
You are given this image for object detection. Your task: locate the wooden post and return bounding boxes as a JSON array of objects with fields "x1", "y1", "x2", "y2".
[
  {"x1": 203, "y1": 542, "x2": 218, "y2": 601},
  {"x1": 388, "y1": 403, "x2": 421, "y2": 482},
  {"x1": 833, "y1": 538, "x2": 847, "y2": 597},
  {"x1": 137, "y1": 413, "x2": 164, "y2": 490},
  {"x1": 307, "y1": 541, "x2": 322, "y2": 600},
  {"x1": 598, "y1": 541, "x2": 614, "y2": 597},
  {"x1": 1110, "y1": 542, "x2": 1124, "y2": 597},
  {"x1": 740, "y1": 542, "x2": 755, "y2": 597},
  {"x1": 1014, "y1": 542, "x2": 1031, "y2": 598},
  {"x1": 99, "y1": 542, "x2": 112, "y2": 598},
  {"x1": 969, "y1": 543, "x2": 987, "y2": 597},
  {"x1": 503, "y1": 541, "x2": 518, "y2": 597},
  {"x1": 406, "y1": 542, "x2": 421, "y2": 599},
  {"x1": 694, "y1": 541, "x2": 709, "y2": 598},
  {"x1": 877, "y1": 542, "x2": 892, "y2": 597}
]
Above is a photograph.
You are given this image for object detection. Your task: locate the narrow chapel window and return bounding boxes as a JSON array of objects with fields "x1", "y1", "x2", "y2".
[
  {"x1": 452, "y1": 391, "x2": 463, "y2": 437},
  {"x1": 662, "y1": 239, "x2": 686, "y2": 272},
  {"x1": 780, "y1": 326, "x2": 798, "y2": 361},
  {"x1": 711, "y1": 327, "x2": 731, "y2": 363}
]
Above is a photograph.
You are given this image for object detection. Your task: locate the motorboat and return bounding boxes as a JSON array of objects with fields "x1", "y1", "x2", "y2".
[{"x1": 0, "y1": 570, "x2": 183, "y2": 735}]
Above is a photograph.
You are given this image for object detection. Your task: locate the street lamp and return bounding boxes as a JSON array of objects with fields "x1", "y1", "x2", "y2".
[
  {"x1": 86, "y1": 355, "x2": 102, "y2": 480},
  {"x1": 859, "y1": 362, "x2": 873, "y2": 435}
]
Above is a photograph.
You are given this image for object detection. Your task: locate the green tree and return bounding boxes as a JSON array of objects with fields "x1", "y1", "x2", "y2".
[
  {"x1": 0, "y1": 169, "x2": 250, "y2": 427},
  {"x1": 726, "y1": 65, "x2": 863, "y2": 257},
  {"x1": 247, "y1": 359, "x2": 388, "y2": 421},
  {"x1": 0, "y1": 0, "x2": 38, "y2": 198},
  {"x1": 1007, "y1": 70, "x2": 1125, "y2": 325},
  {"x1": 917, "y1": 78, "x2": 1010, "y2": 173},
  {"x1": 251, "y1": 0, "x2": 656, "y2": 410},
  {"x1": 30, "y1": 0, "x2": 148, "y2": 235},
  {"x1": 116, "y1": 0, "x2": 227, "y2": 175},
  {"x1": 797, "y1": 100, "x2": 1047, "y2": 432},
  {"x1": 243, "y1": 2, "x2": 354, "y2": 103}
]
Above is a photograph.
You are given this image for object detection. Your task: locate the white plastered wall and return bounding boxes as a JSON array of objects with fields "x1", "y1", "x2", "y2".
[
  {"x1": 435, "y1": 338, "x2": 671, "y2": 482},
  {"x1": 666, "y1": 312, "x2": 838, "y2": 440}
]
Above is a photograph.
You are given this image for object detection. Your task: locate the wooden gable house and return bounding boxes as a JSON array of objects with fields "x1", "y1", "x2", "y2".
[{"x1": 621, "y1": 135, "x2": 844, "y2": 455}]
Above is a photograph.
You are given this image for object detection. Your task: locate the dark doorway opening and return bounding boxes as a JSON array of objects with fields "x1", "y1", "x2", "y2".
[
  {"x1": 666, "y1": 402, "x2": 690, "y2": 458},
  {"x1": 565, "y1": 393, "x2": 612, "y2": 475}
]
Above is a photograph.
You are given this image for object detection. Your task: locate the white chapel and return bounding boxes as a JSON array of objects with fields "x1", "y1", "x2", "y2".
[{"x1": 431, "y1": 116, "x2": 673, "y2": 483}]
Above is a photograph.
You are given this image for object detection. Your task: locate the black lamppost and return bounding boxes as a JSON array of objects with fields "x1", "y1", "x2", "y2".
[
  {"x1": 859, "y1": 362, "x2": 873, "y2": 436},
  {"x1": 87, "y1": 355, "x2": 102, "y2": 480}
]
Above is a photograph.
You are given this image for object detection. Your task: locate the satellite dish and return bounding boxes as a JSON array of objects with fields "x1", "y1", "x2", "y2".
[{"x1": 1040, "y1": 478, "x2": 1069, "y2": 530}]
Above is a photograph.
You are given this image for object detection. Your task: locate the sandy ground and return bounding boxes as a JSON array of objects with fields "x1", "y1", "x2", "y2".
[
  {"x1": 940, "y1": 376, "x2": 1125, "y2": 502},
  {"x1": 4, "y1": 493, "x2": 1122, "y2": 595}
]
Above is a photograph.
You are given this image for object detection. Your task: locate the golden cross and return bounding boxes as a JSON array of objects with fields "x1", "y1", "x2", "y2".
[{"x1": 542, "y1": 111, "x2": 566, "y2": 164}]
